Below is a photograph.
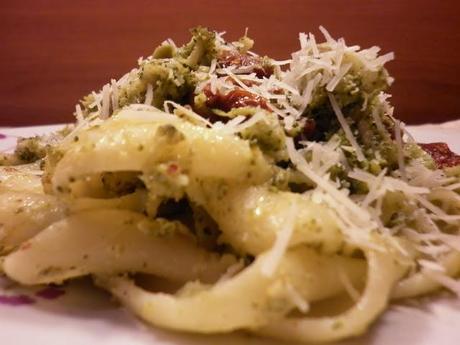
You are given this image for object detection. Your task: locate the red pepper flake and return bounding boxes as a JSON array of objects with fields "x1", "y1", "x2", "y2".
[
  {"x1": 167, "y1": 163, "x2": 179, "y2": 175},
  {"x1": 420, "y1": 142, "x2": 460, "y2": 168},
  {"x1": 20, "y1": 242, "x2": 32, "y2": 250},
  {"x1": 0, "y1": 294, "x2": 35, "y2": 306},
  {"x1": 35, "y1": 286, "x2": 65, "y2": 300},
  {"x1": 0, "y1": 133, "x2": 6, "y2": 139},
  {"x1": 302, "y1": 119, "x2": 316, "y2": 139}
]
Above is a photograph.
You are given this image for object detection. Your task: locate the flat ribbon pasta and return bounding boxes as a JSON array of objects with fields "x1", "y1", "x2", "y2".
[
  {"x1": 0, "y1": 163, "x2": 43, "y2": 194},
  {"x1": 66, "y1": 190, "x2": 148, "y2": 213},
  {"x1": 257, "y1": 249, "x2": 406, "y2": 343},
  {"x1": 51, "y1": 109, "x2": 270, "y2": 195},
  {"x1": 186, "y1": 183, "x2": 344, "y2": 255},
  {"x1": 392, "y1": 250, "x2": 460, "y2": 299},
  {"x1": 3, "y1": 209, "x2": 234, "y2": 284},
  {"x1": 0, "y1": 191, "x2": 64, "y2": 254},
  {"x1": 95, "y1": 247, "x2": 367, "y2": 333}
]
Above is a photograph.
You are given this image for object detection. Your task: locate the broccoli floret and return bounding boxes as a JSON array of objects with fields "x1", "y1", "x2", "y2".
[
  {"x1": 404, "y1": 143, "x2": 436, "y2": 169},
  {"x1": 152, "y1": 43, "x2": 175, "y2": 59},
  {"x1": 0, "y1": 136, "x2": 50, "y2": 166},
  {"x1": 177, "y1": 26, "x2": 218, "y2": 67},
  {"x1": 16, "y1": 136, "x2": 48, "y2": 163},
  {"x1": 240, "y1": 112, "x2": 288, "y2": 161},
  {"x1": 80, "y1": 27, "x2": 221, "y2": 117},
  {"x1": 138, "y1": 59, "x2": 195, "y2": 108},
  {"x1": 81, "y1": 59, "x2": 195, "y2": 114},
  {"x1": 234, "y1": 35, "x2": 254, "y2": 53}
]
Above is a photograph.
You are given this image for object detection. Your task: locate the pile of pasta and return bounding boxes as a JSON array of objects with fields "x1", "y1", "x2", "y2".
[{"x1": 1, "y1": 27, "x2": 460, "y2": 343}]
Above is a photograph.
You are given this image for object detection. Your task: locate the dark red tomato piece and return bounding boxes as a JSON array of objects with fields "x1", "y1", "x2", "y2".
[
  {"x1": 218, "y1": 51, "x2": 274, "y2": 78},
  {"x1": 420, "y1": 142, "x2": 460, "y2": 168},
  {"x1": 204, "y1": 86, "x2": 270, "y2": 112}
]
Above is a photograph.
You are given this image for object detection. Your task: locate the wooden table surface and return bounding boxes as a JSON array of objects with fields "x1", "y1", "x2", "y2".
[{"x1": 1, "y1": 0, "x2": 459, "y2": 126}]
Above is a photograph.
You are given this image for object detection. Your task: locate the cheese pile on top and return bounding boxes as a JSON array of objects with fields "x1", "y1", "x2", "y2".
[{"x1": 78, "y1": 26, "x2": 423, "y2": 175}]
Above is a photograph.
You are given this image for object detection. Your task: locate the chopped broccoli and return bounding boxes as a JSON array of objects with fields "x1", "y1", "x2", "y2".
[
  {"x1": 80, "y1": 27, "x2": 222, "y2": 117},
  {"x1": 177, "y1": 26, "x2": 218, "y2": 67},
  {"x1": 240, "y1": 112, "x2": 287, "y2": 161},
  {"x1": 0, "y1": 136, "x2": 49, "y2": 166}
]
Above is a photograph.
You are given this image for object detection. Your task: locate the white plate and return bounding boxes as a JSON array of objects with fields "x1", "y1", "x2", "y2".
[{"x1": 1, "y1": 123, "x2": 459, "y2": 345}]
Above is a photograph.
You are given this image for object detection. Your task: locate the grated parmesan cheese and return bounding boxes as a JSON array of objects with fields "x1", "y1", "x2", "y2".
[
  {"x1": 74, "y1": 104, "x2": 84, "y2": 124},
  {"x1": 319, "y1": 25, "x2": 336, "y2": 45},
  {"x1": 99, "y1": 84, "x2": 111, "y2": 119},
  {"x1": 144, "y1": 84, "x2": 153, "y2": 105},
  {"x1": 261, "y1": 204, "x2": 298, "y2": 277},
  {"x1": 111, "y1": 79, "x2": 119, "y2": 112},
  {"x1": 326, "y1": 63, "x2": 352, "y2": 92},
  {"x1": 163, "y1": 101, "x2": 212, "y2": 127},
  {"x1": 337, "y1": 266, "x2": 361, "y2": 302},
  {"x1": 286, "y1": 138, "x2": 372, "y2": 225},
  {"x1": 424, "y1": 270, "x2": 460, "y2": 297},
  {"x1": 285, "y1": 282, "x2": 309, "y2": 313},
  {"x1": 394, "y1": 120, "x2": 407, "y2": 180},
  {"x1": 328, "y1": 93, "x2": 365, "y2": 161}
]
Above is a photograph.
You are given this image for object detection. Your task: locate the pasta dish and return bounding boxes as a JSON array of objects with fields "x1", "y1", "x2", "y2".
[{"x1": 1, "y1": 27, "x2": 460, "y2": 343}]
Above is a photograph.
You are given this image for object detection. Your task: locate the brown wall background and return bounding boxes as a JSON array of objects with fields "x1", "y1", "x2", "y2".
[{"x1": 1, "y1": 0, "x2": 459, "y2": 126}]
